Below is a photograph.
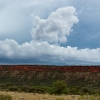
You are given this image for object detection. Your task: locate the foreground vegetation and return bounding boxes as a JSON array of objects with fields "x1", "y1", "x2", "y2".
[
  {"x1": 0, "y1": 94, "x2": 12, "y2": 100},
  {"x1": 0, "y1": 80, "x2": 100, "y2": 100},
  {"x1": 0, "y1": 80, "x2": 100, "y2": 95},
  {"x1": 0, "y1": 91, "x2": 100, "y2": 100},
  {"x1": 0, "y1": 65, "x2": 100, "y2": 99}
]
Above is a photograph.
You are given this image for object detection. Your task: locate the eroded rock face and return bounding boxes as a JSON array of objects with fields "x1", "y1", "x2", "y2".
[
  {"x1": 0, "y1": 65, "x2": 100, "y2": 87},
  {"x1": 0, "y1": 65, "x2": 100, "y2": 72}
]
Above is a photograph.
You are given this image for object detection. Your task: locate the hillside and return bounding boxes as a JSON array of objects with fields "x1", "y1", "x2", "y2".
[{"x1": 0, "y1": 65, "x2": 100, "y2": 87}]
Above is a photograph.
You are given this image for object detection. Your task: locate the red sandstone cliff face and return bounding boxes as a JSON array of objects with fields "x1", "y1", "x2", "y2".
[
  {"x1": 0, "y1": 65, "x2": 100, "y2": 86},
  {"x1": 0, "y1": 65, "x2": 100, "y2": 72}
]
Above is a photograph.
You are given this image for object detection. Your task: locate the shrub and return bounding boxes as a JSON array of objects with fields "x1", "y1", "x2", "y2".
[
  {"x1": 8, "y1": 86, "x2": 18, "y2": 91},
  {"x1": 80, "y1": 87, "x2": 91, "y2": 94},
  {"x1": 0, "y1": 94, "x2": 12, "y2": 100},
  {"x1": 0, "y1": 84, "x2": 6, "y2": 89},
  {"x1": 0, "y1": 83, "x2": 13, "y2": 90},
  {"x1": 31, "y1": 87, "x2": 46, "y2": 94},
  {"x1": 20, "y1": 85, "x2": 30, "y2": 92},
  {"x1": 28, "y1": 87, "x2": 36, "y2": 93},
  {"x1": 52, "y1": 80, "x2": 68, "y2": 95},
  {"x1": 5, "y1": 83, "x2": 13, "y2": 87},
  {"x1": 69, "y1": 86, "x2": 80, "y2": 95}
]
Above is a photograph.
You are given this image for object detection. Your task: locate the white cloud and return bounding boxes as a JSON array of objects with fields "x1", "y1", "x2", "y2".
[
  {"x1": 0, "y1": 39, "x2": 19, "y2": 58},
  {"x1": 31, "y1": 6, "x2": 79, "y2": 43},
  {"x1": 0, "y1": 0, "x2": 100, "y2": 65},
  {"x1": 0, "y1": 39, "x2": 100, "y2": 64},
  {"x1": 1, "y1": 0, "x2": 100, "y2": 44}
]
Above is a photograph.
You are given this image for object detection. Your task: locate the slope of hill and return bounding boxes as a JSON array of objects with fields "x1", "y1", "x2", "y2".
[{"x1": 0, "y1": 65, "x2": 100, "y2": 87}]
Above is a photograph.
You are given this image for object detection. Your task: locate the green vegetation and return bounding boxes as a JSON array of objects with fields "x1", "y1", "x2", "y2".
[
  {"x1": 0, "y1": 80, "x2": 100, "y2": 96},
  {"x1": 0, "y1": 94, "x2": 12, "y2": 100},
  {"x1": 50, "y1": 80, "x2": 68, "y2": 95}
]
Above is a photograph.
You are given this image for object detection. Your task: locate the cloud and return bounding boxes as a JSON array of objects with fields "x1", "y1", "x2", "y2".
[
  {"x1": 0, "y1": 0, "x2": 34, "y2": 43},
  {"x1": 31, "y1": 6, "x2": 79, "y2": 43},
  {"x1": 0, "y1": 3, "x2": 100, "y2": 64},
  {"x1": 0, "y1": 39, "x2": 100, "y2": 65},
  {"x1": 1, "y1": 0, "x2": 100, "y2": 46},
  {"x1": 0, "y1": 39, "x2": 18, "y2": 58},
  {"x1": 0, "y1": 0, "x2": 100, "y2": 65}
]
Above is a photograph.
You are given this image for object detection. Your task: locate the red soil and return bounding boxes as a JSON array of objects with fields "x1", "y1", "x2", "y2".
[{"x1": 0, "y1": 65, "x2": 100, "y2": 72}]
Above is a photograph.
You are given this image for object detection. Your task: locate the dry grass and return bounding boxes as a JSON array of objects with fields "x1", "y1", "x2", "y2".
[{"x1": 0, "y1": 91, "x2": 80, "y2": 100}]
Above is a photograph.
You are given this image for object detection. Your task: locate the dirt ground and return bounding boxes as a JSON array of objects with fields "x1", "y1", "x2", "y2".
[{"x1": 0, "y1": 91, "x2": 80, "y2": 100}]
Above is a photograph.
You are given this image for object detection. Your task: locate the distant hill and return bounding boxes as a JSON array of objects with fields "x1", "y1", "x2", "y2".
[{"x1": 0, "y1": 65, "x2": 100, "y2": 87}]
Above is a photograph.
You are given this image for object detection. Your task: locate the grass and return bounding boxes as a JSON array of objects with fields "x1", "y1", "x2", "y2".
[
  {"x1": 78, "y1": 93, "x2": 100, "y2": 100},
  {"x1": 0, "y1": 94, "x2": 12, "y2": 100},
  {"x1": 0, "y1": 91, "x2": 100, "y2": 100},
  {"x1": 0, "y1": 91, "x2": 79, "y2": 100},
  {"x1": 56, "y1": 98, "x2": 65, "y2": 100}
]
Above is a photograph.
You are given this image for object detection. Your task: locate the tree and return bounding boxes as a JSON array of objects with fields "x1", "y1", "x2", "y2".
[{"x1": 52, "y1": 80, "x2": 67, "y2": 95}]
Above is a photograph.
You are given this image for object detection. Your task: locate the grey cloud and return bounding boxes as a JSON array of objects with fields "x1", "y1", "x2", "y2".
[
  {"x1": 0, "y1": 38, "x2": 100, "y2": 64},
  {"x1": 0, "y1": 0, "x2": 34, "y2": 43}
]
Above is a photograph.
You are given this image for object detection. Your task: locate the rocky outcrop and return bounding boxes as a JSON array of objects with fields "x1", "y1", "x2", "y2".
[{"x1": 0, "y1": 65, "x2": 100, "y2": 87}]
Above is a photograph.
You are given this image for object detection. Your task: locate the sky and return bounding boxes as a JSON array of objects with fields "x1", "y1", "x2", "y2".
[{"x1": 0, "y1": 0, "x2": 100, "y2": 65}]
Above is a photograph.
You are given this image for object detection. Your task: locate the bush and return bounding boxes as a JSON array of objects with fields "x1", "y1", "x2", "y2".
[
  {"x1": 8, "y1": 86, "x2": 18, "y2": 91},
  {"x1": 5, "y1": 83, "x2": 13, "y2": 87},
  {"x1": 0, "y1": 94, "x2": 12, "y2": 100},
  {"x1": 80, "y1": 87, "x2": 91, "y2": 94},
  {"x1": 29, "y1": 87, "x2": 46, "y2": 94},
  {"x1": 52, "y1": 80, "x2": 68, "y2": 95},
  {"x1": 0, "y1": 84, "x2": 6, "y2": 89},
  {"x1": 0, "y1": 83, "x2": 13, "y2": 90},
  {"x1": 20, "y1": 85, "x2": 30, "y2": 92},
  {"x1": 69, "y1": 86, "x2": 80, "y2": 95}
]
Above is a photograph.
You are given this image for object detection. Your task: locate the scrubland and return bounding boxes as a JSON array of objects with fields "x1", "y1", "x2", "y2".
[
  {"x1": 0, "y1": 91, "x2": 81, "y2": 100},
  {"x1": 0, "y1": 91, "x2": 100, "y2": 100},
  {"x1": 0, "y1": 65, "x2": 100, "y2": 100}
]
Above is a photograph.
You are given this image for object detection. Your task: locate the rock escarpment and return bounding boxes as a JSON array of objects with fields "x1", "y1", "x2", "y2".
[{"x1": 0, "y1": 65, "x2": 100, "y2": 87}]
